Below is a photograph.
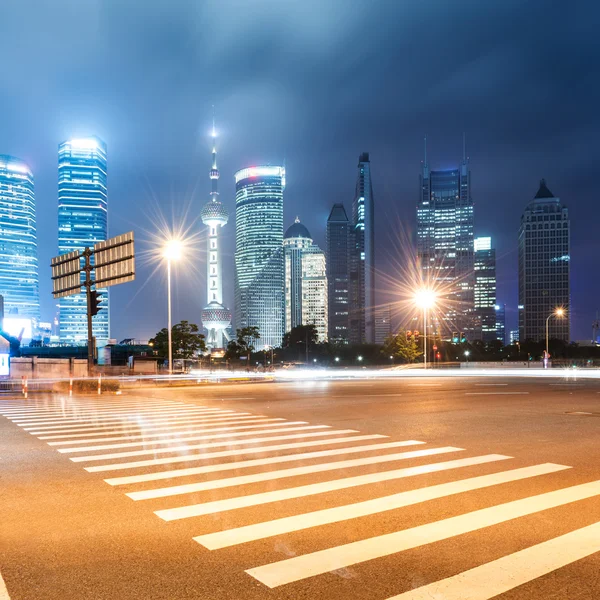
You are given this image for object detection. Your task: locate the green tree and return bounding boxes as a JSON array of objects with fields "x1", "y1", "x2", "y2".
[
  {"x1": 149, "y1": 320, "x2": 206, "y2": 359},
  {"x1": 282, "y1": 324, "x2": 318, "y2": 349},
  {"x1": 382, "y1": 333, "x2": 421, "y2": 364}
]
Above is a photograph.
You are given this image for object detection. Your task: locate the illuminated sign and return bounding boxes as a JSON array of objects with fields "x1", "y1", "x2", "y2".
[{"x1": 235, "y1": 166, "x2": 285, "y2": 184}]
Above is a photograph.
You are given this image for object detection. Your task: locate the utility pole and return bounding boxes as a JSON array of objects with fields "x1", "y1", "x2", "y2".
[{"x1": 83, "y1": 247, "x2": 94, "y2": 373}]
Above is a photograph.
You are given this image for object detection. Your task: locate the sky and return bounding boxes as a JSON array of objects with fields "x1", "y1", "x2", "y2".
[{"x1": 1, "y1": 0, "x2": 599, "y2": 341}]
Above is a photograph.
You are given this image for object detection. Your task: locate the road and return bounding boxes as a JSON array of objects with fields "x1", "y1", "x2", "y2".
[{"x1": 1, "y1": 374, "x2": 600, "y2": 599}]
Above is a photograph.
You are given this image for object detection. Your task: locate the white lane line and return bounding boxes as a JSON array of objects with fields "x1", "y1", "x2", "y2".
[
  {"x1": 196, "y1": 454, "x2": 517, "y2": 550},
  {"x1": 37, "y1": 415, "x2": 264, "y2": 439},
  {"x1": 20, "y1": 409, "x2": 233, "y2": 429},
  {"x1": 71, "y1": 429, "x2": 354, "y2": 462},
  {"x1": 105, "y1": 440, "x2": 424, "y2": 486},
  {"x1": 129, "y1": 446, "x2": 460, "y2": 501},
  {"x1": 48, "y1": 419, "x2": 289, "y2": 445},
  {"x1": 247, "y1": 464, "x2": 588, "y2": 589},
  {"x1": 386, "y1": 521, "x2": 600, "y2": 600},
  {"x1": 3, "y1": 402, "x2": 187, "y2": 418},
  {"x1": 465, "y1": 392, "x2": 530, "y2": 396},
  {"x1": 155, "y1": 447, "x2": 499, "y2": 521},
  {"x1": 59, "y1": 423, "x2": 313, "y2": 453},
  {"x1": 86, "y1": 434, "x2": 387, "y2": 473},
  {"x1": 27, "y1": 413, "x2": 255, "y2": 435},
  {"x1": 0, "y1": 569, "x2": 12, "y2": 600}
]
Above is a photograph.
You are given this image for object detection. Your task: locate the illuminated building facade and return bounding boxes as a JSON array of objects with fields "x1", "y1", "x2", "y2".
[
  {"x1": 417, "y1": 143, "x2": 474, "y2": 338},
  {"x1": 374, "y1": 304, "x2": 391, "y2": 344},
  {"x1": 326, "y1": 203, "x2": 350, "y2": 343},
  {"x1": 349, "y1": 153, "x2": 375, "y2": 344},
  {"x1": 58, "y1": 137, "x2": 109, "y2": 344},
  {"x1": 474, "y1": 236, "x2": 497, "y2": 342},
  {"x1": 234, "y1": 165, "x2": 285, "y2": 350},
  {"x1": 495, "y1": 302, "x2": 506, "y2": 346},
  {"x1": 200, "y1": 119, "x2": 231, "y2": 350},
  {"x1": 284, "y1": 218, "x2": 328, "y2": 342},
  {"x1": 518, "y1": 179, "x2": 570, "y2": 342},
  {"x1": 0, "y1": 155, "x2": 40, "y2": 322}
]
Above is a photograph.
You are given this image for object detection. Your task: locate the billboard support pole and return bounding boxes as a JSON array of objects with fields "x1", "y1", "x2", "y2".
[{"x1": 84, "y1": 247, "x2": 94, "y2": 374}]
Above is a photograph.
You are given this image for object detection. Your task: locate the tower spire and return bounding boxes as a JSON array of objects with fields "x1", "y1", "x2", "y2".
[
  {"x1": 209, "y1": 106, "x2": 219, "y2": 201},
  {"x1": 462, "y1": 131, "x2": 466, "y2": 163},
  {"x1": 424, "y1": 135, "x2": 427, "y2": 166}
]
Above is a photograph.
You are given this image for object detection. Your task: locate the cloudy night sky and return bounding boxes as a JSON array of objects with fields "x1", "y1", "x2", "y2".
[{"x1": 1, "y1": 0, "x2": 598, "y2": 341}]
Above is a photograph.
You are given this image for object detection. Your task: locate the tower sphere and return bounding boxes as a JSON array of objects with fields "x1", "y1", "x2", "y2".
[{"x1": 201, "y1": 200, "x2": 228, "y2": 226}]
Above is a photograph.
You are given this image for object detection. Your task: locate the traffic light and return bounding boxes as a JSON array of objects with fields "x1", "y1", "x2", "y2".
[
  {"x1": 406, "y1": 330, "x2": 412, "y2": 341},
  {"x1": 452, "y1": 332, "x2": 459, "y2": 343},
  {"x1": 460, "y1": 332, "x2": 466, "y2": 343},
  {"x1": 413, "y1": 330, "x2": 420, "y2": 342},
  {"x1": 90, "y1": 290, "x2": 102, "y2": 316}
]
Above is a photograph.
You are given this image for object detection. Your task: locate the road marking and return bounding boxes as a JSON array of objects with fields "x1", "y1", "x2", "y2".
[
  {"x1": 5, "y1": 402, "x2": 191, "y2": 419},
  {"x1": 247, "y1": 465, "x2": 595, "y2": 589},
  {"x1": 128, "y1": 446, "x2": 462, "y2": 501},
  {"x1": 37, "y1": 415, "x2": 266, "y2": 439},
  {"x1": 27, "y1": 413, "x2": 256, "y2": 435},
  {"x1": 566, "y1": 411, "x2": 593, "y2": 416},
  {"x1": 0, "y1": 400, "x2": 179, "y2": 414},
  {"x1": 105, "y1": 440, "x2": 424, "y2": 486},
  {"x1": 86, "y1": 434, "x2": 387, "y2": 473},
  {"x1": 465, "y1": 392, "x2": 530, "y2": 396},
  {"x1": 474, "y1": 384, "x2": 508, "y2": 387},
  {"x1": 196, "y1": 454, "x2": 527, "y2": 549},
  {"x1": 20, "y1": 409, "x2": 237, "y2": 430},
  {"x1": 156, "y1": 448, "x2": 514, "y2": 521},
  {"x1": 71, "y1": 429, "x2": 356, "y2": 462},
  {"x1": 0, "y1": 569, "x2": 12, "y2": 600},
  {"x1": 59, "y1": 424, "x2": 317, "y2": 453},
  {"x1": 47, "y1": 419, "x2": 289, "y2": 445},
  {"x1": 386, "y1": 521, "x2": 600, "y2": 600}
]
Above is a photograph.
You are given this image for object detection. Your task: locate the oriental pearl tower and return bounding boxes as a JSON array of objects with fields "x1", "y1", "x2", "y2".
[{"x1": 200, "y1": 115, "x2": 232, "y2": 350}]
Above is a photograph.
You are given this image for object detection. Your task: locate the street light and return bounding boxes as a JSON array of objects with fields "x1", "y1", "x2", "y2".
[
  {"x1": 464, "y1": 350, "x2": 470, "y2": 363},
  {"x1": 414, "y1": 288, "x2": 437, "y2": 369},
  {"x1": 357, "y1": 355, "x2": 363, "y2": 362},
  {"x1": 162, "y1": 239, "x2": 183, "y2": 374},
  {"x1": 545, "y1": 308, "x2": 565, "y2": 366}
]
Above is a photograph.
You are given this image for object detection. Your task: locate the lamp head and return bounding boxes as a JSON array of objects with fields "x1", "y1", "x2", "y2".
[
  {"x1": 414, "y1": 288, "x2": 437, "y2": 309},
  {"x1": 163, "y1": 239, "x2": 183, "y2": 261}
]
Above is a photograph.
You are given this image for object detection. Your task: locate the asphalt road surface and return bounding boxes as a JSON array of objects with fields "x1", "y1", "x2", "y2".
[{"x1": 2, "y1": 374, "x2": 600, "y2": 599}]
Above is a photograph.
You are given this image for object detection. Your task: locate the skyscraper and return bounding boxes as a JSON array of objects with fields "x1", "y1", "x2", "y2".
[
  {"x1": 58, "y1": 137, "x2": 109, "y2": 345},
  {"x1": 495, "y1": 303, "x2": 506, "y2": 346},
  {"x1": 474, "y1": 236, "x2": 497, "y2": 342},
  {"x1": 326, "y1": 203, "x2": 350, "y2": 344},
  {"x1": 0, "y1": 155, "x2": 39, "y2": 321},
  {"x1": 417, "y1": 141, "x2": 474, "y2": 338},
  {"x1": 234, "y1": 165, "x2": 285, "y2": 350},
  {"x1": 518, "y1": 179, "x2": 570, "y2": 342},
  {"x1": 374, "y1": 304, "x2": 392, "y2": 345},
  {"x1": 283, "y1": 218, "x2": 328, "y2": 342},
  {"x1": 200, "y1": 118, "x2": 231, "y2": 350},
  {"x1": 349, "y1": 153, "x2": 375, "y2": 344}
]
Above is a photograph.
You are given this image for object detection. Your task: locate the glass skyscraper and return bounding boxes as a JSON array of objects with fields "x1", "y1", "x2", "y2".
[
  {"x1": 417, "y1": 146, "x2": 474, "y2": 339},
  {"x1": 474, "y1": 236, "x2": 497, "y2": 342},
  {"x1": 0, "y1": 155, "x2": 40, "y2": 321},
  {"x1": 234, "y1": 166, "x2": 285, "y2": 350},
  {"x1": 349, "y1": 153, "x2": 375, "y2": 344},
  {"x1": 326, "y1": 203, "x2": 350, "y2": 344},
  {"x1": 58, "y1": 137, "x2": 109, "y2": 345},
  {"x1": 518, "y1": 179, "x2": 570, "y2": 342}
]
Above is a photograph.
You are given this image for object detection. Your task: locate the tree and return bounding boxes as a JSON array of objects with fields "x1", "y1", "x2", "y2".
[
  {"x1": 149, "y1": 320, "x2": 206, "y2": 359},
  {"x1": 282, "y1": 324, "x2": 318, "y2": 349},
  {"x1": 224, "y1": 327, "x2": 261, "y2": 362},
  {"x1": 382, "y1": 333, "x2": 421, "y2": 364}
]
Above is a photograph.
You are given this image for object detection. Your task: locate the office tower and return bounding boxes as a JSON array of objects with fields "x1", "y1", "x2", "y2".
[
  {"x1": 283, "y1": 218, "x2": 328, "y2": 342},
  {"x1": 326, "y1": 203, "x2": 350, "y2": 344},
  {"x1": 58, "y1": 137, "x2": 109, "y2": 345},
  {"x1": 200, "y1": 118, "x2": 232, "y2": 350},
  {"x1": 0, "y1": 155, "x2": 39, "y2": 321},
  {"x1": 417, "y1": 140, "x2": 474, "y2": 339},
  {"x1": 518, "y1": 179, "x2": 570, "y2": 342},
  {"x1": 374, "y1": 304, "x2": 392, "y2": 344},
  {"x1": 234, "y1": 165, "x2": 285, "y2": 350},
  {"x1": 349, "y1": 152, "x2": 375, "y2": 344},
  {"x1": 509, "y1": 329, "x2": 519, "y2": 344},
  {"x1": 474, "y1": 236, "x2": 497, "y2": 342},
  {"x1": 495, "y1": 303, "x2": 506, "y2": 345}
]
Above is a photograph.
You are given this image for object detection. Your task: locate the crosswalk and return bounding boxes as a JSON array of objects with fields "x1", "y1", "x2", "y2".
[{"x1": 2, "y1": 395, "x2": 600, "y2": 599}]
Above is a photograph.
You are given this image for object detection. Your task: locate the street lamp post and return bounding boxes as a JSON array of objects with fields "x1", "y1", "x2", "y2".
[
  {"x1": 545, "y1": 308, "x2": 565, "y2": 367},
  {"x1": 414, "y1": 289, "x2": 437, "y2": 369},
  {"x1": 163, "y1": 240, "x2": 182, "y2": 375}
]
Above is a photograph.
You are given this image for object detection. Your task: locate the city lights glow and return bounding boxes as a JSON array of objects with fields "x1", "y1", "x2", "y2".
[
  {"x1": 69, "y1": 138, "x2": 100, "y2": 150},
  {"x1": 414, "y1": 288, "x2": 437, "y2": 309},
  {"x1": 234, "y1": 166, "x2": 285, "y2": 184},
  {"x1": 163, "y1": 239, "x2": 183, "y2": 261}
]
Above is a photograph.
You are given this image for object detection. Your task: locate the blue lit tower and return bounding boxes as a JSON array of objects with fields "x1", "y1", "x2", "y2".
[
  {"x1": 58, "y1": 137, "x2": 109, "y2": 344},
  {"x1": 234, "y1": 165, "x2": 285, "y2": 350},
  {"x1": 200, "y1": 118, "x2": 232, "y2": 350},
  {"x1": 0, "y1": 155, "x2": 40, "y2": 320}
]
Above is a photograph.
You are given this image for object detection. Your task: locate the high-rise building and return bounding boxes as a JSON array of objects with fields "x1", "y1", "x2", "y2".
[
  {"x1": 509, "y1": 329, "x2": 519, "y2": 344},
  {"x1": 58, "y1": 137, "x2": 109, "y2": 345},
  {"x1": 474, "y1": 236, "x2": 497, "y2": 342},
  {"x1": 200, "y1": 118, "x2": 232, "y2": 350},
  {"x1": 326, "y1": 203, "x2": 350, "y2": 344},
  {"x1": 349, "y1": 152, "x2": 375, "y2": 344},
  {"x1": 234, "y1": 165, "x2": 285, "y2": 351},
  {"x1": 518, "y1": 179, "x2": 570, "y2": 342},
  {"x1": 495, "y1": 303, "x2": 506, "y2": 346},
  {"x1": 283, "y1": 218, "x2": 328, "y2": 342},
  {"x1": 374, "y1": 304, "x2": 392, "y2": 345},
  {"x1": 0, "y1": 155, "x2": 39, "y2": 321}
]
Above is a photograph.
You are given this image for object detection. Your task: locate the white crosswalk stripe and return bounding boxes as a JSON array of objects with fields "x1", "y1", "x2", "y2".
[{"x1": 3, "y1": 395, "x2": 597, "y2": 600}]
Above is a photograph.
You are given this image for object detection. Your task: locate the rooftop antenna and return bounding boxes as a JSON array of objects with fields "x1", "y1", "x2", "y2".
[
  {"x1": 462, "y1": 131, "x2": 467, "y2": 162},
  {"x1": 423, "y1": 135, "x2": 427, "y2": 166}
]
